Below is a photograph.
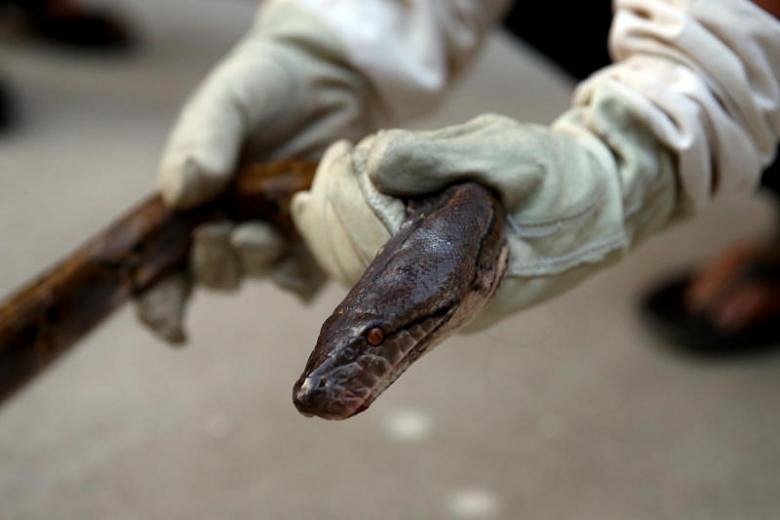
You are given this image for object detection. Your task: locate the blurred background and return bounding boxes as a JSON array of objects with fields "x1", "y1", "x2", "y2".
[{"x1": 1, "y1": 1, "x2": 780, "y2": 518}]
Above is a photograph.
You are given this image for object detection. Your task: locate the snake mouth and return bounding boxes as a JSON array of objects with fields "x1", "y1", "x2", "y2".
[{"x1": 293, "y1": 304, "x2": 456, "y2": 420}]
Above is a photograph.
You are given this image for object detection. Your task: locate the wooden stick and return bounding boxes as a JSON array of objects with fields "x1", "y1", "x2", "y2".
[{"x1": 0, "y1": 160, "x2": 316, "y2": 406}]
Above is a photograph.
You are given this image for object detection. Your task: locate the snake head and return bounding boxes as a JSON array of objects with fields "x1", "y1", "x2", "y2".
[{"x1": 292, "y1": 183, "x2": 508, "y2": 421}]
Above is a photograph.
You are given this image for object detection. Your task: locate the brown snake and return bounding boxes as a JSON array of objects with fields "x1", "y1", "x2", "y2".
[{"x1": 293, "y1": 182, "x2": 508, "y2": 420}]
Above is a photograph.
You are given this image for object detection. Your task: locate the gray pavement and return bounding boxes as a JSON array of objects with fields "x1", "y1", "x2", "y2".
[{"x1": 1, "y1": 1, "x2": 779, "y2": 519}]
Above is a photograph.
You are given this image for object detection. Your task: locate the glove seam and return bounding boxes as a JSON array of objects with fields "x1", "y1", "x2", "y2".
[{"x1": 508, "y1": 230, "x2": 628, "y2": 276}]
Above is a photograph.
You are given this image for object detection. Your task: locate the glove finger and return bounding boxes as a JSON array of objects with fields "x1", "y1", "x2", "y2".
[
  {"x1": 191, "y1": 221, "x2": 243, "y2": 290},
  {"x1": 158, "y1": 50, "x2": 294, "y2": 208},
  {"x1": 292, "y1": 140, "x2": 395, "y2": 286},
  {"x1": 158, "y1": 79, "x2": 245, "y2": 209},
  {"x1": 270, "y1": 241, "x2": 327, "y2": 303},
  {"x1": 362, "y1": 115, "x2": 545, "y2": 204},
  {"x1": 134, "y1": 272, "x2": 193, "y2": 346},
  {"x1": 358, "y1": 124, "x2": 486, "y2": 197},
  {"x1": 230, "y1": 221, "x2": 286, "y2": 277}
]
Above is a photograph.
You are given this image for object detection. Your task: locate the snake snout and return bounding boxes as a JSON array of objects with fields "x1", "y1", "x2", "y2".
[
  {"x1": 292, "y1": 375, "x2": 325, "y2": 417},
  {"x1": 292, "y1": 367, "x2": 371, "y2": 420}
]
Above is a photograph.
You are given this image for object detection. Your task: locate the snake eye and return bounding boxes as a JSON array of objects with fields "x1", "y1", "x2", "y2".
[{"x1": 366, "y1": 327, "x2": 385, "y2": 346}]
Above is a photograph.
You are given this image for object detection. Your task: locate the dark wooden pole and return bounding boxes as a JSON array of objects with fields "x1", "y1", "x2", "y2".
[{"x1": 0, "y1": 160, "x2": 316, "y2": 406}]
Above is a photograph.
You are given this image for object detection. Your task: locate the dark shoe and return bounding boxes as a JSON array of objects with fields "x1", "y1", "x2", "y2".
[
  {"x1": 0, "y1": 0, "x2": 134, "y2": 50},
  {"x1": 29, "y1": 7, "x2": 134, "y2": 51},
  {"x1": 641, "y1": 274, "x2": 780, "y2": 357},
  {"x1": 0, "y1": 79, "x2": 14, "y2": 132},
  {"x1": 640, "y1": 244, "x2": 780, "y2": 358}
]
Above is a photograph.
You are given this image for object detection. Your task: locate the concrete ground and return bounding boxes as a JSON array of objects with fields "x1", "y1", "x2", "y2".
[{"x1": 1, "y1": 1, "x2": 779, "y2": 519}]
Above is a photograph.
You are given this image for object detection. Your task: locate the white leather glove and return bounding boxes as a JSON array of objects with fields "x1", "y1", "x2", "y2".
[
  {"x1": 136, "y1": 1, "x2": 381, "y2": 343},
  {"x1": 292, "y1": 0, "x2": 780, "y2": 333},
  {"x1": 293, "y1": 91, "x2": 679, "y2": 331}
]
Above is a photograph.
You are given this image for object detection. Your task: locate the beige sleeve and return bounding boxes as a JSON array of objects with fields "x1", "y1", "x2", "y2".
[
  {"x1": 575, "y1": 0, "x2": 780, "y2": 210},
  {"x1": 286, "y1": 0, "x2": 512, "y2": 122}
]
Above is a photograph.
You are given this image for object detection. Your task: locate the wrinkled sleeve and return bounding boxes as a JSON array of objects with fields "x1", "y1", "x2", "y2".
[
  {"x1": 286, "y1": 0, "x2": 512, "y2": 121},
  {"x1": 575, "y1": 0, "x2": 780, "y2": 209}
]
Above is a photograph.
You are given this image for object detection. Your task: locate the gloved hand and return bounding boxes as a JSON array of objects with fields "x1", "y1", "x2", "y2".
[
  {"x1": 290, "y1": 0, "x2": 780, "y2": 334},
  {"x1": 292, "y1": 85, "x2": 680, "y2": 331},
  {"x1": 136, "y1": 1, "x2": 381, "y2": 343}
]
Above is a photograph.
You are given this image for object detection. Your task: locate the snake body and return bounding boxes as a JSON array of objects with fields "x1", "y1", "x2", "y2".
[{"x1": 293, "y1": 182, "x2": 509, "y2": 420}]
